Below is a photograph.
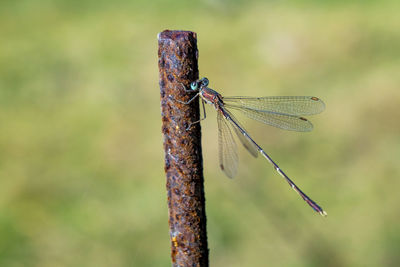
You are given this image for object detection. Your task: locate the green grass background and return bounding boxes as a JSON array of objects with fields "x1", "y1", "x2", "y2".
[{"x1": 1, "y1": 0, "x2": 400, "y2": 266}]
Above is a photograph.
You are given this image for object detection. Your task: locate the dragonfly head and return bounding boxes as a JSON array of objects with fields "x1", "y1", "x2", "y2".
[
  {"x1": 200, "y1": 77, "x2": 209, "y2": 87},
  {"x1": 190, "y1": 77, "x2": 209, "y2": 91}
]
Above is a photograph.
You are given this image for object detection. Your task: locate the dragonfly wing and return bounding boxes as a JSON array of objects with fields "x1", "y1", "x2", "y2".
[
  {"x1": 223, "y1": 108, "x2": 258, "y2": 158},
  {"x1": 223, "y1": 96, "x2": 325, "y2": 116},
  {"x1": 217, "y1": 111, "x2": 238, "y2": 178},
  {"x1": 225, "y1": 105, "x2": 314, "y2": 132}
]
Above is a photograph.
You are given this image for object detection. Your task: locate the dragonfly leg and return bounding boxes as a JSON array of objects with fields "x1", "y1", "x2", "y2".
[
  {"x1": 177, "y1": 83, "x2": 200, "y2": 104},
  {"x1": 186, "y1": 100, "x2": 207, "y2": 130},
  {"x1": 170, "y1": 92, "x2": 200, "y2": 105},
  {"x1": 168, "y1": 83, "x2": 199, "y2": 104},
  {"x1": 178, "y1": 82, "x2": 194, "y2": 93}
]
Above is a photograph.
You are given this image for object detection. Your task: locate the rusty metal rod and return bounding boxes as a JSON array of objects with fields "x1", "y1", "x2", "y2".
[{"x1": 158, "y1": 30, "x2": 209, "y2": 267}]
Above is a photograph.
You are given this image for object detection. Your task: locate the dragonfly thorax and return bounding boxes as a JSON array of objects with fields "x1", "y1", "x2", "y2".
[{"x1": 199, "y1": 87, "x2": 223, "y2": 107}]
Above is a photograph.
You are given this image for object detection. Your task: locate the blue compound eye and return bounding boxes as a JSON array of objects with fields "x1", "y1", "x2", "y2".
[
  {"x1": 200, "y1": 77, "x2": 209, "y2": 87},
  {"x1": 190, "y1": 81, "x2": 198, "y2": 90}
]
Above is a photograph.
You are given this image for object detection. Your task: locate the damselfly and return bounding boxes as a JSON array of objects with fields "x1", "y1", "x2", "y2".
[{"x1": 182, "y1": 77, "x2": 326, "y2": 216}]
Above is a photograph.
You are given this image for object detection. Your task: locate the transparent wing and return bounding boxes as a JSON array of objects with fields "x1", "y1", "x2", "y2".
[
  {"x1": 217, "y1": 111, "x2": 238, "y2": 178},
  {"x1": 223, "y1": 108, "x2": 258, "y2": 158},
  {"x1": 223, "y1": 96, "x2": 325, "y2": 116},
  {"x1": 225, "y1": 104, "x2": 314, "y2": 132}
]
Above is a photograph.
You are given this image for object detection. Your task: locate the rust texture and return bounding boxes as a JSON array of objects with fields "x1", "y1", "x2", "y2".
[{"x1": 158, "y1": 30, "x2": 208, "y2": 267}]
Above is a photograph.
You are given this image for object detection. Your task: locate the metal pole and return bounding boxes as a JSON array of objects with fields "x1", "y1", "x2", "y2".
[{"x1": 158, "y1": 30, "x2": 209, "y2": 267}]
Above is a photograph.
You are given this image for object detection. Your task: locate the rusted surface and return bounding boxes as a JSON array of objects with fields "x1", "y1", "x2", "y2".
[{"x1": 158, "y1": 30, "x2": 208, "y2": 267}]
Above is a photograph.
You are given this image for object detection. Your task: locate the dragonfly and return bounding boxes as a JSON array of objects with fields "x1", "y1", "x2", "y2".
[{"x1": 181, "y1": 77, "x2": 327, "y2": 216}]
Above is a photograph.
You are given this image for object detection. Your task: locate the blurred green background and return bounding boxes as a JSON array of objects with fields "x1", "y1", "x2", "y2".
[{"x1": 1, "y1": 0, "x2": 400, "y2": 266}]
